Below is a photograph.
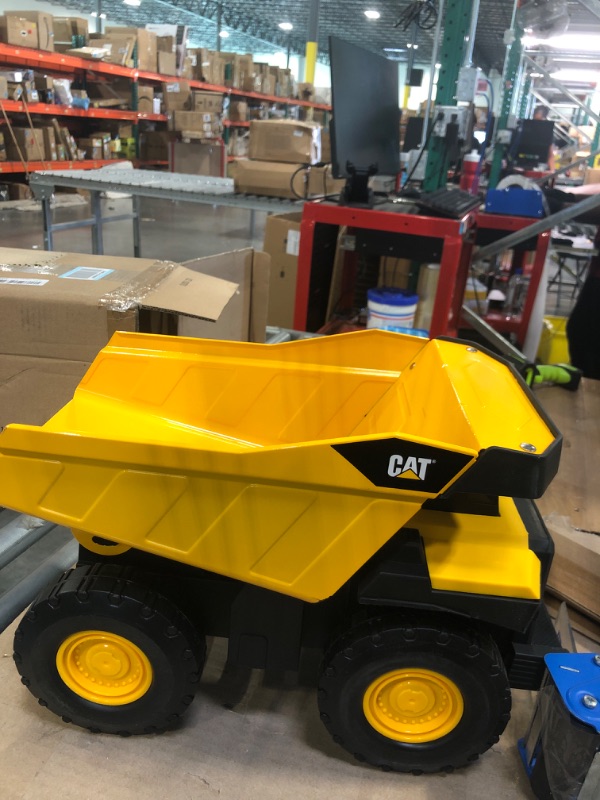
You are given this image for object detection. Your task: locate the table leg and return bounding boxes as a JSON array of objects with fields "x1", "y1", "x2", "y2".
[
  {"x1": 91, "y1": 190, "x2": 104, "y2": 255},
  {"x1": 41, "y1": 196, "x2": 53, "y2": 251},
  {"x1": 132, "y1": 195, "x2": 142, "y2": 258}
]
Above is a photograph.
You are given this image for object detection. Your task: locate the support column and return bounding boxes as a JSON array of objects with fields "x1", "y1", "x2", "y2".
[
  {"x1": 304, "y1": 0, "x2": 320, "y2": 83},
  {"x1": 488, "y1": 24, "x2": 523, "y2": 189},
  {"x1": 422, "y1": 0, "x2": 472, "y2": 191},
  {"x1": 518, "y1": 74, "x2": 531, "y2": 119},
  {"x1": 216, "y1": 3, "x2": 222, "y2": 52}
]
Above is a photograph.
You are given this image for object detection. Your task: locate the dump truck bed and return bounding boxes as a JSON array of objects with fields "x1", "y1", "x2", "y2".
[{"x1": 0, "y1": 330, "x2": 560, "y2": 602}]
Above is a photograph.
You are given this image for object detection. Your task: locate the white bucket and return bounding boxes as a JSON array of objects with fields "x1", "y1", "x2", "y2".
[{"x1": 367, "y1": 288, "x2": 418, "y2": 330}]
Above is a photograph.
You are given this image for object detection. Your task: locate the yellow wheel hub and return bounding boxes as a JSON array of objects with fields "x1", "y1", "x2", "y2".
[
  {"x1": 363, "y1": 667, "x2": 464, "y2": 743},
  {"x1": 56, "y1": 630, "x2": 153, "y2": 706}
]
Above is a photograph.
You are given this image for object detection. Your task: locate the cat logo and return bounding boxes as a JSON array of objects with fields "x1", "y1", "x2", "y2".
[{"x1": 388, "y1": 454, "x2": 433, "y2": 481}]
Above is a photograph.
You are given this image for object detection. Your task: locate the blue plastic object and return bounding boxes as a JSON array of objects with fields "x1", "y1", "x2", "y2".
[
  {"x1": 544, "y1": 652, "x2": 600, "y2": 734},
  {"x1": 485, "y1": 187, "x2": 546, "y2": 218}
]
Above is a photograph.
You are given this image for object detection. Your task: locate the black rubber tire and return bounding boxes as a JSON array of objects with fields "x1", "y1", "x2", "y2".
[
  {"x1": 13, "y1": 564, "x2": 206, "y2": 735},
  {"x1": 317, "y1": 614, "x2": 512, "y2": 773}
]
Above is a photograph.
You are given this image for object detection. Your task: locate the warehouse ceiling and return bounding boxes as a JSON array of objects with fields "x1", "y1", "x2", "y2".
[{"x1": 48, "y1": 0, "x2": 600, "y2": 76}]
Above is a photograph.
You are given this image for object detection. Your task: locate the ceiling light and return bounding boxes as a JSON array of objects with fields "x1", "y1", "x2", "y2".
[
  {"x1": 219, "y1": 30, "x2": 230, "y2": 38},
  {"x1": 435, "y1": 62, "x2": 442, "y2": 68},
  {"x1": 383, "y1": 47, "x2": 404, "y2": 52},
  {"x1": 530, "y1": 71, "x2": 543, "y2": 77},
  {"x1": 123, "y1": 0, "x2": 142, "y2": 5},
  {"x1": 364, "y1": 10, "x2": 381, "y2": 20},
  {"x1": 278, "y1": 22, "x2": 293, "y2": 31}
]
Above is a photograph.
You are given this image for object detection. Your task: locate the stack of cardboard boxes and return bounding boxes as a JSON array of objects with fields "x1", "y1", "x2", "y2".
[{"x1": 233, "y1": 119, "x2": 343, "y2": 200}]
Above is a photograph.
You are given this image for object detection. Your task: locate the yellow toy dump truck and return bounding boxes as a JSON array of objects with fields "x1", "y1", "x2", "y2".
[{"x1": 0, "y1": 329, "x2": 563, "y2": 773}]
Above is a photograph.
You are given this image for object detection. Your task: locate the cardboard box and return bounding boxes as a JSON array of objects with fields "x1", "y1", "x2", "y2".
[
  {"x1": 0, "y1": 132, "x2": 6, "y2": 162},
  {"x1": 137, "y1": 85, "x2": 155, "y2": 113},
  {"x1": 157, "y1": 35, "x2": 174, "y2": 53},
  {"x1": 172, "y1": 141, "x2": 223, "y2": 176},
  {"x1": 262, "y1": 213, "x2": 302, "y2": 328},
  {"x1": 228, "y1": 101, "x2": 248, "y2": 123},
  {"x1": 141, "y1": 130, "x2": 174, "y2": 161},
  {"x1": 249, "y1": 120, "x2": 322, "y2": 165},
  {"x1": 0, "y1": 247, "x2": 269, "y2": 428},
  {"x1": 78, "y1": 137, "x2": 104, "y2": 160},
  {"x1": 191, "y1": 91, "x2": 224, "y2": 113},
  {"x1": 162, "y1": 80, "x2": 191, "y2": 111},
  {"x1": 89, "y1": 33, "x2": 136, "y2": 67},
  {"x1": 260, "y1": 74, "x2": 276, "y2": 96},
  {"x1": 8, "y1": 184, "x2": 33, "y2": 201},
  {"x1": 53, "y1": 16, "x2": 88, "y2": 52},
  {"x1": 195, "y1": 49, "x2": 225, "y2": 86},
  {"x1": 0, "y1": 76, "x2": 7, "y2": 100},
  {"x1": 5, "y1": 10, "x2": 54, "y2": 50},
  {"x1": 234, "y1": 159, "x2": 344, "y2": 199},
  {"x1": 106, "y1": 27, "x2": 157, "y2": 72},
  {"x1": 0, "y1": 16, "x2": 38, "y2": 49},
  {"x1": 5, "y1": 128, "x2": 45, "y2": 162},
  {"x1": 42, "y1": 127, "x2": 58, "y2": 161},
  {"x1": 584, "y1": 167, "x2": 600, "y2": 185},
  {"x1": 157, "y1": 50, "x2": 177, "y2": 76},
  {"x1": 170, "y1": 110, "x2": 221, "y2": 134}
]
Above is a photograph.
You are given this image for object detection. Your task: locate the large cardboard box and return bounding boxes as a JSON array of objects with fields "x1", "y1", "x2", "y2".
[
  {"x1": 106, "y1": 27, "x2": 157, "y2": 72},
  {"x1": 191, "y1": 91, "x2": 224, "y2": 113},
  {"x1": 141, "y1": 130, "x2": 175, "y2": 161},
  {"x1": 0, "y1": 247, "x2": 269, "y2": 428},
  {"x1": 157, "y1": 50, "x2": 177, "y2": 76},
  {"x1": 89, "y1": 33, "x2": 136, "y2": 67},
  {"x1": 5, "y1": 128, "x2": 45, "y2": 162},
  {"x1": 584, "y1": 167, "x2": 600, "y2": 185},
  {"x1": 0, "y1": 16, "x2": 38, "y2": 49},
  {"x1": 42, "y1": 126, "x2": 58, "y2": 161},
  {"x1": 195, "y1": 49, "x2": 225, "y2": 86},
  {"x1": 249, "y1": 120, "x2": 322, "y2": 164},
  {"x1": 262, "y1": 213, "x2": 302, "y2": 328},
  {"x1": 162, "y1": 80, "x2": 191, "y2": 111},
  {"x1": 172, "y1": 141, "x2": 223, "y2": 177},
  {"x1": 137, "y1": 85, "x2": 155, "y2": 113},
  {"x1": 170, "y1": 110, "x2": 221, "y2": 135},
  {"x1": 5, "y1": 10, "x2": 54, "y2": 50},
  {"x1": 234, "y1": 159, "x2": 344, "y2": 199}
]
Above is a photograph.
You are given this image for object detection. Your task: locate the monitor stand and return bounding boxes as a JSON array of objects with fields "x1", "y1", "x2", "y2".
[{"x1": 339, "y1": 162, "x2": 377, "y2": 207}]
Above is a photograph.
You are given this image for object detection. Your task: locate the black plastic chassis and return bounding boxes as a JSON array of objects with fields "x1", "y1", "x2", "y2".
[{"x1": 77, "y1": 497, "x2": 563, "y2": 692}]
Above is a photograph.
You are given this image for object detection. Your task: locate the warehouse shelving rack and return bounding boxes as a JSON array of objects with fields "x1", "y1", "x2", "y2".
[{"x1": 0, "y1": 41, "x2": 331, "y2": 177}]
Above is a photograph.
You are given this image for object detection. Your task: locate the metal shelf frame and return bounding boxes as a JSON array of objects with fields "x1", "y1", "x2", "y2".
[{"x1": 29, "y1": 167, "x2": 304, "y2": 255}]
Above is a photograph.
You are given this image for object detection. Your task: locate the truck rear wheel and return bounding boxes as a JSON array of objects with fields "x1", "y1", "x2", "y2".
[
  {"x1": 13, "y1": 565, "x2": 206, "y2": 735},
  {"x1": 317, "y1": 615, "x2": 511, "y2": 773}
]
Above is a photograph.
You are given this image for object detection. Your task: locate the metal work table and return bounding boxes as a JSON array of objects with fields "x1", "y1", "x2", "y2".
[{"x1": 29, "y1": 168, "x2": 304, "y2": 255}]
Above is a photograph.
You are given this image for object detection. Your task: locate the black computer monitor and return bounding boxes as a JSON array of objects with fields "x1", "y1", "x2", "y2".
[
  {"x1": 329, "y1": 36, "x2": 401, "y2": 205},
  {"x1": 510, "y1": 119, "x2": 555, "y2": 168}
]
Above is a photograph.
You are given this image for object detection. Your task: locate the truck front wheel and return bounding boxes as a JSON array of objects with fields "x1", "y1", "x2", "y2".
[
  {"x1": 13, "y1": 565, "x2": 206, "y2": 735},
  {"x1": 317, "y1": 614, "x2": 511, "y2": 773}
]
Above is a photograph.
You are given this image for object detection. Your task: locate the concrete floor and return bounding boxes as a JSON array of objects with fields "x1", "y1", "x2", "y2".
[
  {"x1": 0, "y1": 196, "x2": 591, "y2": 799},
  {"x1": 0, "y1": 196, "x2": 267, "y2": 263}
]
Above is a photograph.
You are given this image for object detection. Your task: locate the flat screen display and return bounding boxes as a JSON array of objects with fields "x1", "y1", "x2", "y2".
[{"x1": 329, "y1": 36, "x2": 401, "y2": 179}]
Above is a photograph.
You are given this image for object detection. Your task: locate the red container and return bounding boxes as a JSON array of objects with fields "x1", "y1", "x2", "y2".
[{"x1": 460, "y1": 151, "x2": 480, "y2": 194}]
